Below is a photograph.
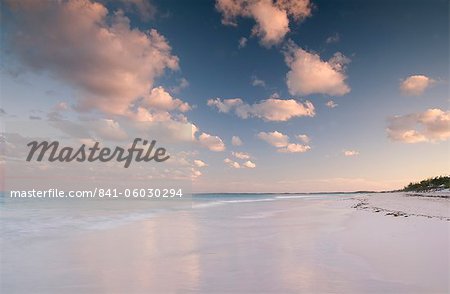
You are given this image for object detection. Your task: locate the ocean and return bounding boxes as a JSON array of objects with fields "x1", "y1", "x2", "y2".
[{"x1": 0, "y1": 192, "x2": 331, "y2": 241}]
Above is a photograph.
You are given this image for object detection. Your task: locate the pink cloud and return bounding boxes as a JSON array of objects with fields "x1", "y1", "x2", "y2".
[
  {"x1": 387, "y1": 108, "x2": 450, "y2": 143},
  {"x1": 216, "y1": 0, "x2": 311, "y2": 46},
  {"x1": 208, "y1": 97, "x2": 315, "y2": 121},
  {"x1": 284, "y1": 43, "x2": 351, "y2": 96},
  {"x1": 6, "y1": 0, "x2": 179, "y2": 116}
]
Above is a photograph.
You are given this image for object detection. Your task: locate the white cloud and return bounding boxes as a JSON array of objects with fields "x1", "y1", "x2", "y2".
[
  {"x1": 257, "y1": 131, "x2": 289, "y2": 147},
  {"x1": 243, "y1": 160, "x2": 256, "y2": 168},
  {"x1": 325, "y1": 100, "x2": 338, "y2": 108},
  {"x1": 296, "y1": 134, "x2": 310, "y2": 143},
  {"x1": 400, "y1": 75, "x2": 435, "y2": 96},
  {"x1": 216, "y1": 0, "x2": 311, "y2": 46},
  {"x1": 238, "y1": 36, "x2": 248, "y2": 48},
  {"x1": 232, "y1": 135, "x2": 243, "y2": 146},
  {"x1": 198, "y1": 132, "x2": 226, "y2": 151},
  {"x1": 232, "y1": 151, "x2": 251, "y2": 159},
  {"x1": 278, "y1": 143, "x2": 310, "y2": 153},
  {"x1": 387, "y1": 108, "x2": 450, "y2": 143},
  {"x1": 5, "y1": 0, "x2": 179, "y2": 116},
  {"x1": 251, "y1": 75, "x2": 266, "y2": 87},
  {"x1": 343, "y1": 150, "x2": 359, "y2": 157},
  {"x1": 194, "y1": 160, "x2": 207, "y2": 167},
  {"x1": 224, "y1": 158, "x2": 241, "y2": 168},
  {"x1": 284, "y1": 43, "x2": 351, "y2": 96},
  {"x1": 208, "y1": 97, "x2": 315, "y2": 121}
]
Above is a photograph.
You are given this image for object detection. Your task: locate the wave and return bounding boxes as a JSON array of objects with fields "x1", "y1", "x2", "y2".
[
  {"x1": 191, "y1": 197, "x2": 276, "y2": 209},
  {"x1": 275, "y1": 195, "x2": 325, "y2": 199}
]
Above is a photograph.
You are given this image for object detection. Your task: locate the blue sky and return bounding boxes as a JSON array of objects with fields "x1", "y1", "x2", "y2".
[{"x1": 1, "y1": 0, "x2": 449, "y2": 192}]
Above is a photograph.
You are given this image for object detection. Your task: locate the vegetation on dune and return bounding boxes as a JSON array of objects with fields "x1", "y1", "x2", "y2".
[{"x1": 403, "y1": 176, "x2": 450, "y2": 192}]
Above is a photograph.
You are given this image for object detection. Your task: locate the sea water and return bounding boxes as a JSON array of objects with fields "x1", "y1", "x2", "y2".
[{"x1": 0, "y1": 192, "x2": 330, "y2": 241}]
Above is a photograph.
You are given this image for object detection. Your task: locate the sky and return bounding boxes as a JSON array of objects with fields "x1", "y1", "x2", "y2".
[{"x1": 1, "y1": 0, "x2": 449, "y2": 193}]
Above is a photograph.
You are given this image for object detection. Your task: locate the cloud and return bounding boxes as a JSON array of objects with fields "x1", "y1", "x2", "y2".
[
  {"x1": 224, "y1": 158, "x2": 256, "y2": 169},
  {"x1": 249, "y1": 0, "x2": 289, "y2": 46},
  {"x1": 238, "y1": 37, "x2": 248, "y2": 48},
  {"x1": 257, "y1": 131, "x2": 289, "y2": 147},
  {"x1": 400, "y1": 75, "x2": 435, "y2": 96},
  {"x1": 48, "y1": 117, "x2": 192, "y2": 143},
  {"x1": 105, "y1": 0, "x2": 157, "y2": 21},
  {"x1": 208, "y1": 97, "x2": 315, "y2": 121},
  {"x1": 143, "y1": 86, "x2": 190, "y2": 112},
  {"x1": 284, "y1": 43, "x2": 351, "y2": 96},
  {"x1": 251, "y1": 75, "x2": 266, "y2": 87},
  {"x1": 276, "y1": 0, "x2": 312, "y2": 20},
  {"x1": 326, "y1": 33, "x2": 340, "y2": 44},
  {"x1": 259, "y1": 130, "x2": 311, "y2": 153},
  {"x1": 225, "y1": 151, "x2": 256, "y2": 169},
  {"x1": 125, "y1": 86, "x2": 191, "y2": 125},
  {"x1": 46, "y1": 101, "x2": 70, "y2": 120},
  {"x1": 194, "y1": 159, "x2": 207, "y2": 167},
  {"x1": 127, "y1": 107, "x2": 169, "y2": 123},
  {"x1": 296, "y1": 134, "x2": 310, "y2": 143},
  {"x1": 224, "y1": 158, "x2": 241, "y2": 168},
  {"x1": 54, "y1": 102, "x2": 69, "y2": 111},
  {"x1": 89, "y1": 117, "x2": 197, "y2": 143},
  {"x1": 207, "y1": 98, "x2": 243, "y2": 113},
  {"x1": 170, "y1": 78, "x2": 189, "y2": 94},
  {"x1": 216, "y1": 0, "x2": 311, "y2": 46},
  {"x1": 198, "y1": 132, "x2": 226, "y2": 151},
  {"x1": 278, "y1": 143, "x2": 310, "y2": 153},
  {"x1": 325, "y1": 100, "x2": 338, "y2": 108},
  {"x1": 232, "y1": 151, "x2": 251, "y2": 159},
  {"x1": 5, "y1": 0, "x2": 179, "y2": 116},
  {"x1": 192, "y1": 168, "x2": 202, "y2": 178},
  {"x1": 44, "y1": 118, "x2": 133, "y2": 142},
  {"x1": 232, "y1": 135, "x2": 243, "y2": 146},
  {"x1": 91, "y1": 119, "x2": 128, "y2": 141},
  {"x1": 243, "y1": 160, "x2": 256, "y2": 168},
  {"x1": 343, "y1": 150, "x2": 359, "y2": 157},
  {"x1": 387, "y1": 108, "x2": 450, "y2": 143}
]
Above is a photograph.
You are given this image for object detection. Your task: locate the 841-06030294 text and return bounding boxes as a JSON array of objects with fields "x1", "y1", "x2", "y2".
[{"x1": 9, "y1": 188, "x2": 184, "y2": 198}]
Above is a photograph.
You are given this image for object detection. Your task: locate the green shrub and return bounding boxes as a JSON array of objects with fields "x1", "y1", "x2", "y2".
[{"x1": 403, "y1": 176, "x2": 450, "y2": 192}]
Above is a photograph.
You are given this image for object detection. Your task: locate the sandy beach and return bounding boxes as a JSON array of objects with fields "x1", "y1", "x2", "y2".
[{"x1": 1, "y1": 193, "x2": 449, "y2": 293}]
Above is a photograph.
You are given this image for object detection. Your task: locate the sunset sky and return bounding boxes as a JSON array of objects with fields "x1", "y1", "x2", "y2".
[{"x1": 1, "y1": 0, "x2": 449, "y2": 192}]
